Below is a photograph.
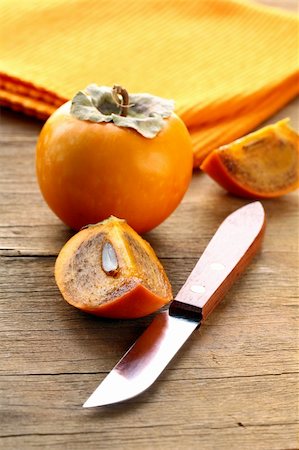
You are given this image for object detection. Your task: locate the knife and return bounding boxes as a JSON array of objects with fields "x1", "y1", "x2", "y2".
[{"x1": 83, "y1": 201, "x2": 265, "y2": 408}]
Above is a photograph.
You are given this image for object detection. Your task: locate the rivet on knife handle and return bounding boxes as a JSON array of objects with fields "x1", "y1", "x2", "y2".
[{"x1": 169, "y1": 201, "x2": 266, "y2": 322}]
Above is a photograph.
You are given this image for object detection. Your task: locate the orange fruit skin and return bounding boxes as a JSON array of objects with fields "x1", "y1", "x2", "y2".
[
  {"x1": 78, "y1": 284, "x2": 170, "y2": 319},
  {"x1": 36, "y1": 101, "x2": 193, "y2": 233}
]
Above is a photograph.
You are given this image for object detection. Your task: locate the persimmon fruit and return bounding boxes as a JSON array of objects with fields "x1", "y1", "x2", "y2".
[
  {"x1": 200, "y1": 119, "x2": 299, "y2": 199},
  {"x1": 36, "y1": 84, "x2": 193, "y2": 233},
  {"x1": 54, "y1": 216, "x2": 173, "y2": 319}
]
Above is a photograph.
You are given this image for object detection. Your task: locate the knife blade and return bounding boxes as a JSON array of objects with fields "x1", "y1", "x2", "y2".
[{"x1": 83, "y1": 201, "x2": 265, "y2": 408}]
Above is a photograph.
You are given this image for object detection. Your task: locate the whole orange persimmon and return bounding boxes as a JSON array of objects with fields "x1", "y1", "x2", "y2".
[{"x1": 36, "y1": 84, "x2": 193, "y2": 233}]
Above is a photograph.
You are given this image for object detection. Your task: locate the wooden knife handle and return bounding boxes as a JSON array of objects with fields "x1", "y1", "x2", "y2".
[{"x1": 169, "y1": 202, "x2": 266, "y2": 322}]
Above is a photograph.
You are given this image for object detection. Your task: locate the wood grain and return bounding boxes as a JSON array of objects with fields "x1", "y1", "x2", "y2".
[{"x1": 0, "y1": 1, "x2": 298, "y2": 449}]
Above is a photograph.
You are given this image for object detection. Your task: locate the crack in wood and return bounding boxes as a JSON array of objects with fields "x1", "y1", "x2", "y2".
[
  {"x1": 1, "y1": 421, "x2": 298, "y2": 439},
  {"x1": 0, "y1": 371, "x2": 297, "y2": 378}
]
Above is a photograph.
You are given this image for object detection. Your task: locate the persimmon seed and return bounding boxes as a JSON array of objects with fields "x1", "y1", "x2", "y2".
[{"x1": 101, "y1": 241, "x2": 119, "y2": 276}]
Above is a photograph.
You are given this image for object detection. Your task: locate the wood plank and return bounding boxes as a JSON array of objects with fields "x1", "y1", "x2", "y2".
[
  {"x1": 1, "y1": 374, "x2": 298, "y2": 449},
  {"x1": 1, "y1": 425, "x2": 298, "y2": 450},
  {"x1": 0, "y1": 256, "x2": 297, "y2": 377}
]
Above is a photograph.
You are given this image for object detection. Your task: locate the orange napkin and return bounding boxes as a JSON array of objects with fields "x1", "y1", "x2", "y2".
[{"x1": 1, "y1": 0, "x2": 298, "y2": 166}]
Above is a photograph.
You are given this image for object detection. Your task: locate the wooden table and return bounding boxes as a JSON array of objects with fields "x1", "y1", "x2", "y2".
[{"x1": 1, "y1": 2, "x2": 298, "y2": 449}]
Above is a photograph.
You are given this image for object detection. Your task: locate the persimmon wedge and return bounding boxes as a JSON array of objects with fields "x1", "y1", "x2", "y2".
[
  {"x1": 200, "y1": 119, "x2": 299, "y2": 199},
  {"x1": 55, "y1": 217, "x2": 172, "y2": 319}
]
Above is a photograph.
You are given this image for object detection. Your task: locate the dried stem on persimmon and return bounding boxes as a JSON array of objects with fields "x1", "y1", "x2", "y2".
[{"x1": 112, "y1": 85, "x2": 130, "y2": 117}]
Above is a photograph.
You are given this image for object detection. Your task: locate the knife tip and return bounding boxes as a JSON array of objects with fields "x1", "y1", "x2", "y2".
[
  {"x1": 83, "y1": 397, "x2": 104, "y2": 408},
  {"x1": 82, "y1": 401, "x2": 94, "y2": 408},
  {"x1": 83, "y1": 392, "x2": 118, "y2": 408}
]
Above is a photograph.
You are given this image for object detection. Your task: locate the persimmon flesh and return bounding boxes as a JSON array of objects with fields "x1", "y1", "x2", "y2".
[
  {"x1": 201, "y1": 119, "x2": 299, "y2": 199},
  {"x1": 54, "y1": 217, "x2": 173, "y2": 319}
]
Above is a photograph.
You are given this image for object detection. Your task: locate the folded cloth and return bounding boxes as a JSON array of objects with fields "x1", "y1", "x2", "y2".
[{"x1": 1, "y1": 0, "x2": 298, "y2": 166}]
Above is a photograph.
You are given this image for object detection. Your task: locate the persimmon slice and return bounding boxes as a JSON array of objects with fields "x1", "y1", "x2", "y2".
[
  {"x1": 55, "y1": 217, "x2": 172, "y2": 319},
  {"x1": 200, "y1": 119, "x2": 299, "y2": 199}
]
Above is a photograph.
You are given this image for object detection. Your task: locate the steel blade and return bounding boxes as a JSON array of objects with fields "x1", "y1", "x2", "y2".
[{"x1": 83, "y1": 311, "x2": 199, "y2": 407}]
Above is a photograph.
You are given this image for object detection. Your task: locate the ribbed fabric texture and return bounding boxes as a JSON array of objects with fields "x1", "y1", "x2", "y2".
[{"x1": 0, "y1": 0, "x2": 298, "y2": 165}]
